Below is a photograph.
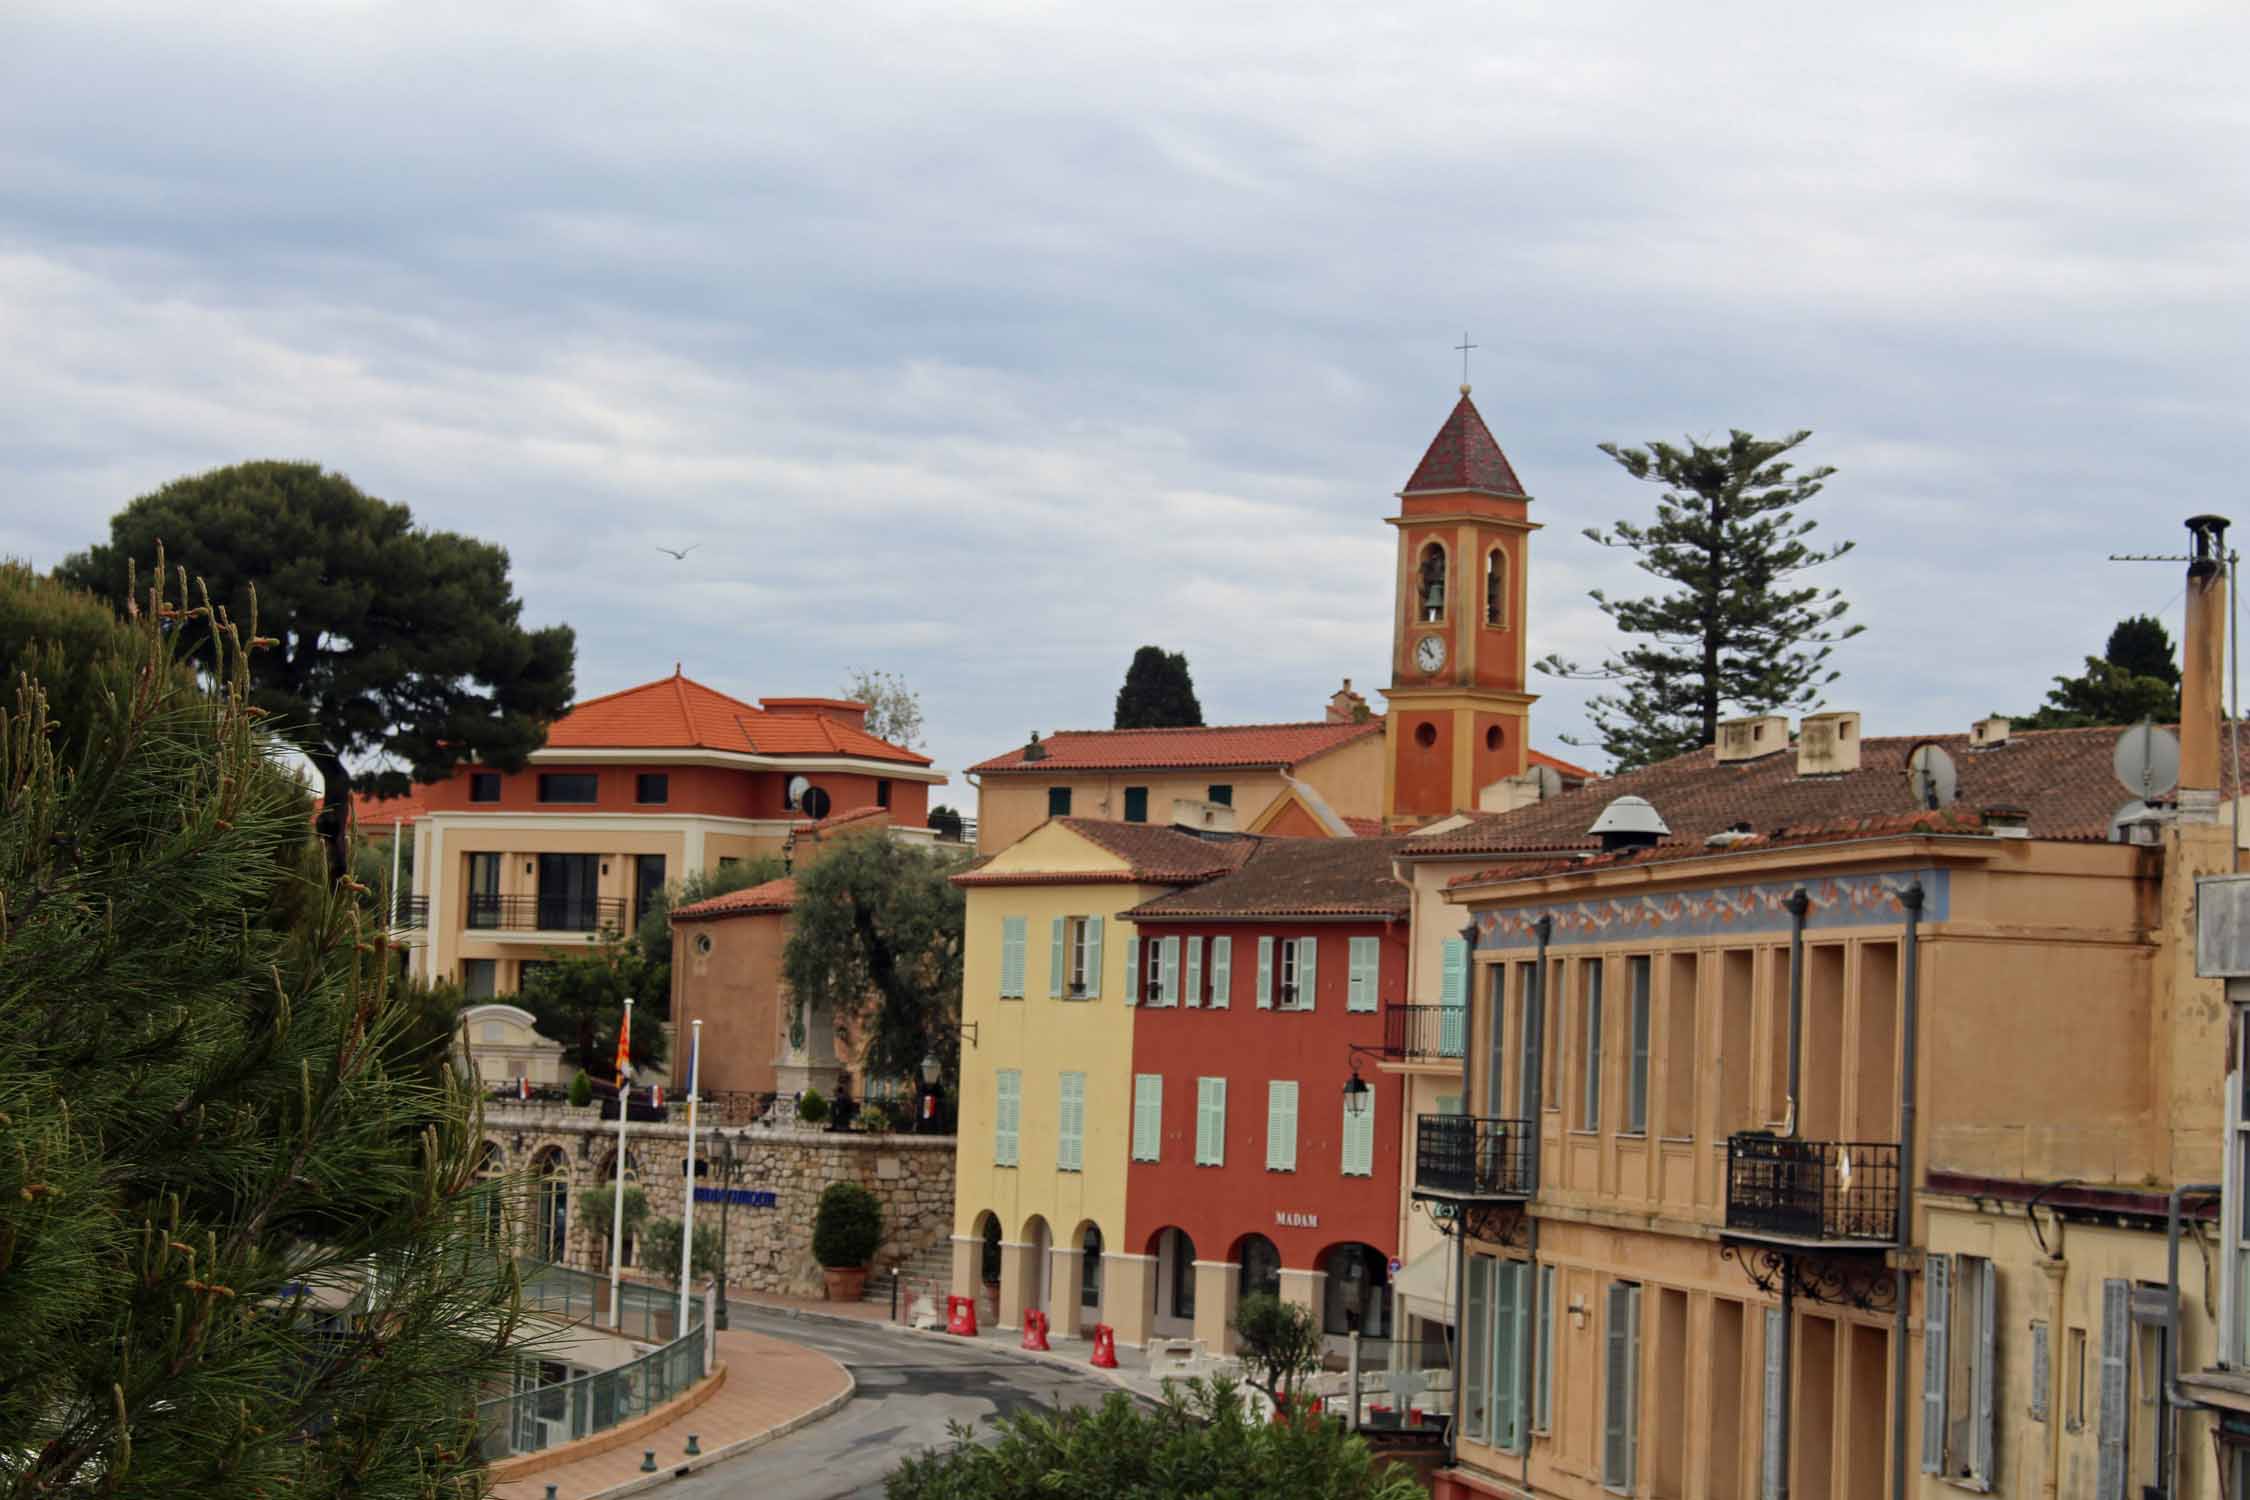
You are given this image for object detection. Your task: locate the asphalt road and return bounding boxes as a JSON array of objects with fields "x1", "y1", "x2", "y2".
[{"x1": 667, "y1": 1306, "x2": 1123, "y2": 1500}]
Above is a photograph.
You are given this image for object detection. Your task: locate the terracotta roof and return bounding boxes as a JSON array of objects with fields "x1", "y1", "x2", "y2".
[
  {"x1": 671, "y1": 876, "x2": 797, "y2": 922},
  {"x1": 791, "y1": 805, "x2": 891, "y2": 835},
  {"x1": 547, "y1": 670, "x2": 931, "y2": 765},
  {"x1": 952, "y1": 818, "x2": 1257, "y2": 888},
  {"x1": 1445, "y1": 807, "x2": 2001, "y2": 888},
  {"x1": 1342, "y1": 816, "x2": 1388, "y2": 837},
  {"x1": 1529, "y1": 748, "x2": 1597, "y2": 784},
  {"x1": 969, "y1": 718, "x2": 1381, "y2": 776},
  {"x1": 350, "y1": 791, "x2": 427, "y2": 827},
  {"x1": 1401, "y1": 392, "x2": 1527, "y2": 498},
  {"x1": 1125, "y1": 835, "x2": 1412, "y2": 920},
  {"x1": 1403, "y1": 723, "x2": 2187, "y2": 859}
]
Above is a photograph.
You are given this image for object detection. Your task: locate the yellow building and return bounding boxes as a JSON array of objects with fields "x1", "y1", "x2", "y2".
[{"x1": 948, "y1": 817, "x2": 1252, "y2": 1343}]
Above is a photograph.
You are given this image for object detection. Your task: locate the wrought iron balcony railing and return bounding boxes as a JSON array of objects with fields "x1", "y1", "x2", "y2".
[
  {"x1": 1413, "y1": 1114, "x2": 1534, "y2": 1199},
  {"x1": 1383, "y1": 1004, "x2": 1466, "y2": 1061},
  {"x1": 1724, "y1": 1133, "x2": 1899, "y2": 1244},
  {"x1": 465, "y1": 893, "x2": 629, "y2": 934},
  {"x1": 389, "y1": 894, "x2": 429, "y2": 929}
]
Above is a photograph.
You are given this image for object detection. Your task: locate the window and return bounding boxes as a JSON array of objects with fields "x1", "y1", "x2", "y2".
[
  {"x1": 1485, "y1": 547, "x2": 1508, "y2": 627},
  {"x1": 1170, "y1": 1230, "x2": 1197, "y2": 1319},
  {"x1": 1265, "y1": 1080, "x2": 1298, "y2": 1171},
  {"x1": 1208, "y1": 936, "x2": 1232, "y2": 1007},
  {"x1": 1625, "y1": 956, "x2": 1652, "y2": 1135},
  {"x1": 1140, "y1": 936, "x2": 1180, "y2": 1006},
  {"x1": 1207, "y1": 784, "x2": 1233, "y2": 806},
  {"x1": 1439, "y1": 937, "x2": 1468, "y2": 1057},
  {"x1": 2066, "y1": 1325, "x2": 2087, "y2": 1432},
  {"x1": 470, "y1": 771, "x2": 501, "y2": 803},
  {"x1": 1048, "y1": 786, "x2": 1072, "y2": 817},
  {"x1": 1051, "y1": 916, "x2": 1103, "y2": 998},
  {"x1": 1272, "y1": 936, "x2": 1318, "y2": 1011},
  {"x1": 1465, "y1": 1257, "x2": 1531, "y2": 1452},
  {"x1": 1132, "y1": 1074, "x2": 1163, "y2": 1162},
  {"x1": 1184, "y1": 936, "x2": 1203, "y2": 1008},
  {"x1": 535, "y1": 853, "x2": 600, "y2": 930},
  {"x1": 467, "y1": 853, "x2": 502, "y2": 929},
  {"x1": 462, "y1": 959, "x2": 497, "y2": 999},
  {"x1": 1347, "y1": 936, "x2": 1380, "y2": 1013},
  {"x1": 1080, "y1": 1227, "x2": 1103, "y2": 1309},
  {"x1": 1661, "y1": 952, "x2": 1697, "y2": 1137},
  {"x1": 999, "y1": 916, "x2": 1027, "y2": 998},
  {"x1": 1463, "y1": 1257, "x2": 1491, "y2": 1444},
  {"x1": 2098, "y1": 1280, "x2": 2129, "y2": 1498},
  {"x1": 1602, "y1": 1281, "x2": 1642, "y2": 1492},
  {"x1": 635, "y1": 773, "x2": 668, "y2": 804},
  {"x1": 1195, "y1": 1077, "x2": 1227, "y2": 1165},
  {"x1": 537, "y1": 773, "x2": 598, "y2": 804},
  {"x1": 994, "y1": 1071, "x2": 1021, "y2": 1166},
  {"x1": 1484, "y1": 962, "x2": 1508, "y2": 1115},
  {"x1": 876, "y1": 778, "x2": 891, "y2": 810},
  {"x1": 1921, "y1": 1253, "x2": 1997, "y2": 1489},
  {"x1": 1340, "y1": 1093, "x2": 1374, "y2": 1176},
  {"x1": 516, "y1": 959, "x2": 550, "y2": 992},
  {"x1": 1057, "y1": 1072, "x2": 1085, "y2": 1171},
  {"x1": 633, "y1": 854, "x2": 666, "y2": 928},
  {"x1": 1581, "y1": 959, "x2": 1605, "y2": 1131},
  {"x1": 1238, "y1": 1235, "x2": 1281, "y2": 1302},
  {"x1": 1534, "y1": 1263, "x2": 1556, "y2": 1432},
  {"x1": 1123, "y1": 786, "x2": 1148, "y2": 823},
  {"x1": 717, "y1": 856, "x2": 739, "y2": 869},
  {"x1": 1417, "y1": 541, "x2": 1447, "y2": 623},
  {"x1": 1518, "y1": 962, "x2": 1542, "y2": 1117}
]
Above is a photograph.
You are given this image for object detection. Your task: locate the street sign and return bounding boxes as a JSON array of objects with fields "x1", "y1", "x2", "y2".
[{"x1": 1387, "y1": 1256, "x2": 1402, "y2": 1276}]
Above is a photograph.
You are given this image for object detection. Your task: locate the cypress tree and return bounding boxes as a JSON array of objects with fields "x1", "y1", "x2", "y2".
[
  {"x1": 0, "y1": 559, "x2": 520, "y2": 1497},
  {"x1": 1113, "y1": 646, "x2": 1204, "y2": 730}
]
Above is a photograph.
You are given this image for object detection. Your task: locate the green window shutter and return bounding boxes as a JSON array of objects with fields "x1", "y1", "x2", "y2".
[
  {"x1": 1296, "y1": 936, "x2": 1318, "y2": 1011},
  {"x1": 1764, "y1": 1305, "x2": 1786, "y2": 1500},
  {"x1": 1256, "y1": 937, "x2": 1275, "y2": 1009},
  {"x1": 1132, "y1": 1074, "x2": 1162, "y2": 1162},
  {"x1": 1195, "y1": 1079, "x2": 1213, "y2": 1164},
  {"x1": 996, "y1": 1070, "x2": 1020, "y2": 1166},
  {"x1": 1084, "y1": 916, "x2": 1104, "y2": 998},
  {"x1": 1124, "y1": 786, "x2": 1148, "y2": 822},
  {"x1": 1161, "y1": 937, "x2": 1180, "y2": 1008},
  {"x1": 1184, "y1": 937, "x2": 1203, "y2": 1009},
  {"x1": 1208, "y1": 1078, "x2": 1227, "y2": 1166},
  {"x1": 1210, "y1": 936, "x2": 1232, "y2": 1007},
  {"x1": 1059, "y1": 1072, "x2": 1085, "y2": 1171},
  {"x1": 1342, "y1": 1097, "x2": 1374, "y2": 1176},
  {"x1": 1050, "y1": 918, "x2": 1066, "y2": 999},
  {"x1": 1348, "y1": 936, "x2": 1379, "y2": 1012},
  {"x1": 1123, "y1": 936, "x2": 1140, "y2": 1006},
  {"x1": 2098, "y1": 1277, "x2": 2128, "y2": 1500},
  {"x1": 1599, "y1": 1281, "x2": 1640, "y2": 1491},
  {"x1": 1440, "y1": 939, "x2": 1468, "y2": 1056},
  {"x1": 1972, "y1": 1257, "x2": 1996, "y2": 1486},
  {"x1": 1462, "y1": 1257, "x2": 1491, "y2": 1444},
  {"x1": 2029, "y1": 1320, "x2": 2050, "y2": 1424},
  {"x1": 1493, "y1": 1262, "x2": 1523, "y2": 1453},
  {"x1": 1266, "y1": 1080, "x2": 1298, "y2": 1171},
  {"x1": 1922, "y1": 1254, "x2": 1951, "y2": 1475},
  {"x1": 1001, "y1": 915, "x2": 1026, "y2": 997},
  {"x1": 1534, "y1": 1263, "x2": 1555, "y2": 1431}
]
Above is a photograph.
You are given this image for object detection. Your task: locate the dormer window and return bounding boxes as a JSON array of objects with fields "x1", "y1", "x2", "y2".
[
  {"x1": 1418, "y1": 542, "x2": 1447, "y2": 623},
  {"x1": 1485, "y1": 547, "x2": 1508, "y2": 627}
]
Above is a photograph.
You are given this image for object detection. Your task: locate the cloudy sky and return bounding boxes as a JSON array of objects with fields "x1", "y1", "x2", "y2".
[{"x1": 7, "y1": 1, "x2": 2245, "y2": 807}]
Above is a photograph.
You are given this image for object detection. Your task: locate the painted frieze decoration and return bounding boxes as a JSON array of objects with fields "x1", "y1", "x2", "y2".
[{"x1": 1468, "y1": 868, "x2": 1948, "y2": 951}]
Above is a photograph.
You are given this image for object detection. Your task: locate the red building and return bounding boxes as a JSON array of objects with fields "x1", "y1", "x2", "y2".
[{"x1": 1119, "y1": 836, "x2": 1411, "y2": 1355}]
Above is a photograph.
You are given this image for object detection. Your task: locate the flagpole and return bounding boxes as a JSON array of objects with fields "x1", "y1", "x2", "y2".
[
  {"x1": 678, "y1": 1018, "x2": 703, "y2": 1335},
  {"x1": 608, "y1": 996, "x2": 633, "y2": 1329}
]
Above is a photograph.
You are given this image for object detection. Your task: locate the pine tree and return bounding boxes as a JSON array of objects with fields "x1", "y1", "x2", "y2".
[
  {"x1": 1113, "y1": 646, "x2": 1204, "y2": 729},
  {"x1": 1538, "y1": 430, "x2": 1862, "y2": 770},
  {"x1": 2014, "y1": 614, "x2": 2181, "y2": 729},
  {"x1": 0, "y1": 560, "x2": 520, "y2": 1497}
]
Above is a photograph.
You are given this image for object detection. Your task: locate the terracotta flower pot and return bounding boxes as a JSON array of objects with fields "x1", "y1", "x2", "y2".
[{"x1": 822, "y1": 1265, "x2": 868, "y2": 1302}]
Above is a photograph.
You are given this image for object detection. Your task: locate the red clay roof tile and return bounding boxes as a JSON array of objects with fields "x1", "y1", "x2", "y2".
[
  {"x1": 671, "y1": 876, "x2": 798, "y2": 921},
  {"x1": 547, "y1": 671, "x2": 930, "y2": 765},
  {"x1": 1402, "y1": 393, "x2": 1528, "y2": 498},
  {"x1": 969, "y1": 719, "x2": 1382, "y2": 776},
  {"x1": 1125, "y1": 835, "x2": 1412, "y2": 920}
]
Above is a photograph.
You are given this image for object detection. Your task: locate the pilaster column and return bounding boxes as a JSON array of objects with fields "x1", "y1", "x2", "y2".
[
  {"x1": 949, "y1": 1234, "x2": 980, "y2": 1301},
  {"x1": 1104, "y1": 1252, "x2": 1158, "y2": 1347},
  {"x1": 1279, "y1": 1266, "x2": 1328, "y2": 1330},
  {"x1": 997, "y1": 1240, "x2": 1036, "y2": 1331},
  {"x1": 1050, "y1": 1248, "x2": 1087, "y2": 1338},
  {"x1": 1194, "y1": 1260, "x2": 1241, "y2": 1354}
]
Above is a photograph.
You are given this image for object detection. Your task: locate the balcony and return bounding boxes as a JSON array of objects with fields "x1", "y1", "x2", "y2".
[
  {"x1": 1382, "y1": 1004, "x2": 1465, "y2": 1062},
  {"x1": 389, "y1": 894, "x2": 429, "y2": 929},
  {"x1": 466, "y1": 894, "x2": 629, "y2": 934},
  {"x1": 1411, "y1": 1114, "x2": 1533, "y2": 1201},
  {"x1": 1724, "y1": 1134, "x2": 1899, "y2": 1247}
]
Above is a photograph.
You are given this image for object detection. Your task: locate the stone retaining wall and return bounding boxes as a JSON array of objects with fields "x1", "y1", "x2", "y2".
[{"x1": 481, "y1": 1103, "x2": 954, "y2": 1296}]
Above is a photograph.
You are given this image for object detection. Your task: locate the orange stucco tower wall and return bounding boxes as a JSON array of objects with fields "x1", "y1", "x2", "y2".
[{"x1": 1383, "y1": 387, "x2": 1540, "y2": 823}]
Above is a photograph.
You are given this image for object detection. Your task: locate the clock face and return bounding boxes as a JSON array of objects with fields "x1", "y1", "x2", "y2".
[{"x1": 1414, "y1": 634, "x2": 1447, "y2": 673}]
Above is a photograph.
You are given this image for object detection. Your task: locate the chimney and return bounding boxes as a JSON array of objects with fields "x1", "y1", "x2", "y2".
[
  {"x1": 1714, "y1": 713, "x2": 1790, "y2": 764},
  {"x1": 2180, "y1": 515, "x2": 2230, "y2": 822},
  {"x1": 1969, "y1": 716, "x2": 2011, "y2": 749},
  {"x1": 1795, "y1": 711, "x2": 1862, "y2": 776},
  {"x1": 1022, "y1": 731, "x2": 1047, "y2": 763},
  {"x1": 1587, "y1": 795, "x2": 1671, "y2": 853},
  {"x1": 1327, "y1": 679, "x2": 1370, "y2": 724}
]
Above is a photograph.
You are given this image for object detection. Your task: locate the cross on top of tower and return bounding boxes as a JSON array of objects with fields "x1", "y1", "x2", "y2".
[{"x1": 1455, "y1": 331, "x2": 1476, "y2": 394}]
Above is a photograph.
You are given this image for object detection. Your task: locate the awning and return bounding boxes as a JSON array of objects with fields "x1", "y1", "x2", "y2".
[{"x1": 1392, "y1": 1243, "x2": 1455, "y2": 1323}]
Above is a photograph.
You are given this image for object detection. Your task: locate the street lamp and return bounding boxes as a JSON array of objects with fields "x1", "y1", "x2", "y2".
[
  {"x1": 712, "y1": 1130, "x2": 745, "y2": 1330},
  {"x1": 1340, "y1": 1042, "x2": 1384, "y2": 1119}
]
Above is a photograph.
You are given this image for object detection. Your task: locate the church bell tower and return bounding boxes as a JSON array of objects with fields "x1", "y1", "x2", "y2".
[{"x1": 1382, "y1": 385, "x2": 1539, "y2": 824}]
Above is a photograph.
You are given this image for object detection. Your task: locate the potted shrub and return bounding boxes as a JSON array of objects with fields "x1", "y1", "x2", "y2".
[
  {"x1": 568, "y1": 1069, "x2": 593, "y2": 1108},
  {"x1": 813, "y1": 1182, "x2": 882, "y2": 1302},
  {"x1": 797, "y1": 1088, "x2": 830, "y2": 1128}
]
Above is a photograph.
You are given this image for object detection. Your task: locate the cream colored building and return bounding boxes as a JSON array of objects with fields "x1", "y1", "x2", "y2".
[{"x1": 454, "y1": 1002, "x2": 568, "y2": 1088}]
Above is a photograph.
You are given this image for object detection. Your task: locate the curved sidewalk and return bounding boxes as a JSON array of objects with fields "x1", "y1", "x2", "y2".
[{"x1": 490, "y1": 1324, "x2": 853, "y2": 1500}]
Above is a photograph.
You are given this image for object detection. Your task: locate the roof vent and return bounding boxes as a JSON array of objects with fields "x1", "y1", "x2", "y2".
[
  {"x1": 1714, "y1": 714, "x2": 1790, "y2": 764},
  {"x1": 1022, "y1": 732, "x2": 1047, "y2": 763},
  {"x1": 1982, "y1": 805, "x2": 2030, "y2": 839},
  {"x1": 1970, "y1": 716, "x2": 2011, "y2": 749},
  {"x1": 1796, "y1": 711, "x2": 1862, "y2": 777},
  {"x1": 1704, "y1": 822, "x2": 1759, "y2": 849},
  {"x1": 1588, "y1": 795, "x2": 1671, "y2": 852}
]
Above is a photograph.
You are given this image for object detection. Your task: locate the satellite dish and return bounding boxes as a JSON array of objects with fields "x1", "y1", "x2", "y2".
[
  {"x1": 2113, "y1": 722, "x2": 2180, "y2": 800},
  {"x1": 1906, "y1": 743, "x2": 1958, "y2": 811},
  {"x1": 1530, "y1": 763, "x2": 1564, "y2": 800},
  {"x1": 786, "y1": 774, "x2": 812, "y2": 809}
]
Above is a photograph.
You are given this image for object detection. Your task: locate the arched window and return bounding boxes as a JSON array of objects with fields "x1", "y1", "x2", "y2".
[
  {"x1": 1237, "y1": 1235, "x2": 1282, "y2": 1303},
  {"x1": 1080, "y1": 1225, "x2": 1104, "y2": 1311},
  {"x1": 534, "y1": 1149, "x2": 570, "y2": 1263},
  {"x1": 1418, "y1": 542, "x2": 1447, "y2": 623},
  {"x1": 1485, "y1": 547, "x2": 1508, "y2": 628},
  {"x1": 476, "y1": 1141, "x2": 507, "y2": 1247}
]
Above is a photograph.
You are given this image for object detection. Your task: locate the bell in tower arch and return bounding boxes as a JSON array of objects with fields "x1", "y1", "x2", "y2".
[{"x1": 1418, "y1": 543, "x2": 1447, "y2": 623}]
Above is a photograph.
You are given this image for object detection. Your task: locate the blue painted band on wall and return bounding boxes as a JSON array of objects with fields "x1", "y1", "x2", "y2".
[
  {"x1": 694, "y1": 1186, "x2": 777, "y2": 1208},
  {"x1": 1467, "y1": 868, "x2": 1949, "y2": 951}
]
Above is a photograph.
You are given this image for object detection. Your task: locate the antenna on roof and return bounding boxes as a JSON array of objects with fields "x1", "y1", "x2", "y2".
[
  {"x1": 1905, "y1": 743, "x2": 1958, "y2": 811},
  {"x1": 2112, "y1": 721, "x2": 2180, "y2": 801},
  {"x1": 2110, "y1": 531, "x2": 2241, "y2": 870}
]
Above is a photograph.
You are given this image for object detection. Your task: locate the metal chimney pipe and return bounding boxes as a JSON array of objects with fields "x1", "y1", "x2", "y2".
[{"x1": 2180, "y1": 515, "x2": 2230, "y2": 821}]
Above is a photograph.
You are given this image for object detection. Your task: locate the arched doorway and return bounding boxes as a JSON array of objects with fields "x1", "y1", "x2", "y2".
[
  {"x1": 1234, "y1": 1233, "x2": 1282, "y2": 1305},
  {"x1": 1322, "y1": 1243, "x2": 1393, "y2": 1338},
  {"x1": 533, "y1": 1148, "x2": 570, "y2": 1263},
  {"x1": 977, "y1": 1212, "x2": 1003, "y2": 1322},
  {"x1": 1022, "y1": 1215, "x2": 1052, "y2": 1319},
  {"x1": 1149, "y1": 1227, "x2": 1197, "y2": 1337},
  {"x1": 1078, "y1": 1224, "x2": 1104, "y2": 1319}
]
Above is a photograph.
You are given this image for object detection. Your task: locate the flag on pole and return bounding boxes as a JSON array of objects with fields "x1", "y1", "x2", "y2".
[{"x1": 614, "y1": 1005, "x2": 633, "y2": 1082}]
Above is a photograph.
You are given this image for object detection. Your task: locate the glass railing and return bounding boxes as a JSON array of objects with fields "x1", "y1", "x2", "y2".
[{"x1": 474, "y1": 1261, "x2": 710, "y2": 1461}]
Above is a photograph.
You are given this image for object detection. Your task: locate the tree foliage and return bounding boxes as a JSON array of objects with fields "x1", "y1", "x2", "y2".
[
  {"x1": 1113, "y1": 646, "x2": 1204, "y2": 729},
  {"x1": 811, "y1": 1183, "x2": 882, "y2": 1269},
  {"x1": 2013, "y1": 614, "x2": 2182, "y2": 730},
  {"x1": 0, "y1": 559, "x2": 520, "y2": 1497},
  {"x1": 1232, "y1": 1292, "x2": 1326, "y2": 1406},
  {"x1": 841, "y1": 668, "x2": 926, "y2": 749},
  {"x1": 640, "y1": 1217, "x2": 723, "y2": 1283},
  {"x1": 884, "y1": 1378, "x2": 1422, "y2": 1500},
  {"x1": 574, "y1": 1185, "x2": 649, "y2": 1266},
  {"x1": 0, "y1": 560, "x2": 196, "y2": 763},
  {"x1": 1538, "y1": 430, "x2": 1862, "y2": 770},
  {"x1": 780, "y1": 836, "x2": 967, "y2": 1085},
  {"x1": 59, "y1": 461, "x2": 576, "y2": 876},
  {"x1": 517, "y1": 936, "x2": 668, "y2": 1081}
]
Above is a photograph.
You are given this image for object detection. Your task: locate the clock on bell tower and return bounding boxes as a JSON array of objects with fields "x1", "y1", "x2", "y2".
[{"x1": 1381, "y1": 385, "x2": 1540, "y2": 824}]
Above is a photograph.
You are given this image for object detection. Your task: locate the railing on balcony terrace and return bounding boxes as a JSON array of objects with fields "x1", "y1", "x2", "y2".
[
  {"x1": 1724, "y1": 1134, "x2": 1900, "y2": 1244},
  {"x1": 465, "y1": 893, "x2": 629, "y2": 933},
  {"x1": 1383, "y1": 1004, "x2": 1466, "y2": 1061},
  {"x1": 475, "y1": 1261, "x2": 709, "y2": 1460},
  {"x1": 1413, "y1": 1114, "x2": 1534, "y2": 1199},
  {"x1": 389, "y1": 894, "x2": 428, "y2": 929}
]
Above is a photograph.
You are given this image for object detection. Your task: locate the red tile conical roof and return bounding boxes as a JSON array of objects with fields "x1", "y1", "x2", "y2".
[{"x1": 1402, "y1": 391, "x2": 1527, "y2": 498}]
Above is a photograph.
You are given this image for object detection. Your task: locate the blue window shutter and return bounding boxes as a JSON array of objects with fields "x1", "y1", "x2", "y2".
[
  {"x1": 1049, "y1": 918, "x2": 1065, "y2": 999},
  {"x1": 1184, "y1": 937, "x2": 1203, "y2": 1008},
  {"x1": 1493, "y1": 1261, "x2": 1521, "y2": 1452},
  {"x1": 1001, "y1": 915, "x2": 1026, "y2": 997},
  {"x1": 1123, "y1": 936, "x2": 1140, "y2": 1006},
  {"x1": 1210, "y1": 936, "x2": 1232, "y2": 1007},
  {"x1": 996, "y1": 1070, "x2": 1020, "y2": 1166},
  {"x1": 1084, "y1": 916, "x2": 1103, "y2": 998},
  {"x1": 1463, "y1": 1257, "x2": 1491, "y2": 1444},
  {"x1": 1256, "y1": 937, "x2": 1275, "y2": 1009}
]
